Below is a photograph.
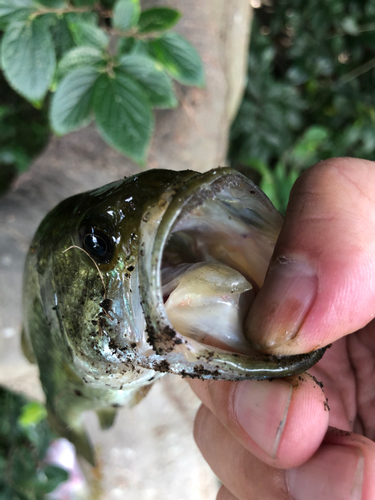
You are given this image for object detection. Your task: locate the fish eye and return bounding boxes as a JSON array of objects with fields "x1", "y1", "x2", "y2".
[{"x1": 82, "y1": 228, "x2": 114, "y2": 264}]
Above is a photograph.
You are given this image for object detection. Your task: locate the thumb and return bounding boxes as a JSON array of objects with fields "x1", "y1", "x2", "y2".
[{"x1": 245, "y1": 157, "x2": 375, "y2": 355}]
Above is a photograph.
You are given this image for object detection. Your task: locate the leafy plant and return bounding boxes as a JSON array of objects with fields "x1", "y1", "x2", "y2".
[
  {"x1": 0, "y1": 387, "x2": 68, "y2": 499},
  {"x1": 0, "y1": 0, "x2": 204, "y2": 164},
  {"x1": 247, "y1": 159, "x2": 299, "y2": 214},
  {"x1": 230, "y1": 0, "x2": 375, "y2": 211},
  {"x1": 245, "y1": 125, "x2": 329, "y2": 213}
]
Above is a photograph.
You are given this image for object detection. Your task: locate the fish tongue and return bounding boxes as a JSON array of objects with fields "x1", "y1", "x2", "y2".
[{"x1": 163, "y1": 261, "x2": 255, "y2": 353}]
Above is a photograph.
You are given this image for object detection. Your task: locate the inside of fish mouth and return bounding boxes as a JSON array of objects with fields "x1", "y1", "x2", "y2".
[{"x1": 159, "y1": 183, "x2": 280, "y2": 356}]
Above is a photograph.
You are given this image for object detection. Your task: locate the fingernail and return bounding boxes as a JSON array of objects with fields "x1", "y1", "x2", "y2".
[
  {"x1": 234, "y1": 379, "x2": 293, "y2": 458},
  {"x1": 286, "y1": 444, "x2": 364, "y2": 500},
  {"x1": 244, "y1": 258, "x2": 318, "y2": 350}
]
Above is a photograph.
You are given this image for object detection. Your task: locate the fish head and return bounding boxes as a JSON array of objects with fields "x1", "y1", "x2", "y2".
[
  {"x1": 27, "y1": 170, "x2": 198, "y2": 388},
  {"x1": 25, "y1": 167, "x2": 326, "y2": 394}
]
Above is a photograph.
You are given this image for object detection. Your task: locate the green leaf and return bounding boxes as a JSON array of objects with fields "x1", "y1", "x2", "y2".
[
  {"x1": 1, "y1": 19, "x2": 56, "y2": 103},
  {"x1": 50, "y1": 17, "x2": 75, "y2": 60},
  {"x1": 50, "y1": 66, "x2": 98, "y2": 134},
  {"x1": 138, "y1": 8, "x2": 181, "y2": 34},
  {"x1": 0, "y1": 0, "x2": 35, "y2": 28},
  {"x1": 38, "y1": 0, "x2": 66, "y2": 6},
  {"x1": 149, "y1": 33, "x2": 204, "y2": 86},
  {"x1": 38, "y1": 465, "x2": 69, "y2": 494},
  {"x1": 291, "y1": 125, "x2": 329, "y2": 161},
  {"x1": 113, "y1": 0, "x2": 140, "y2": 31},
  {"x1": 68, "y1": 21, "x2": 109, "y2": 49},
  {"x1": 57, "y1": 46, "x2": 104, "y2": 81},
  {"x1": 65, "y1": 11, "x2": 98, "y2": 24},
  {"x1": 18, "y1": 402, "x2": 47, "y2": 427},
  {"x1": 117, "y1": 36, "x2": 136, "y2": 55},
  {"x1": 93, "y1": 71, "x2": 153, "y2": 163},
  {"x1": 118, "y1": 55, "x2": 177, "y2": 108},
  {"x1": 0, "y1": 0, "x2": 34, "y2": 19}
]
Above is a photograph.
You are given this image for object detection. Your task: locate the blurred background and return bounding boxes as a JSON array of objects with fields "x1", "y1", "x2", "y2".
[
  {"x1": 1, "y1": 0, "x2": 375, "y2": 497},
  {"x1": 230, "y1": 0, "x2": 375, "y2": 212},
  {"x1": 2, "y1": 0, "x2": 375, "y2": 206}
]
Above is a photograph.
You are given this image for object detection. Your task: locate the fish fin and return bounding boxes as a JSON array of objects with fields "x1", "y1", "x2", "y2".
[
  {"x1": 96, "y1": 385, "x2": 154, "y2": 427},
  {"x1": 96, "y1": 407, "x2": 118, "y2": 430},
  {"x1": 21, "y1": 326, "x2": 37, "y2": 364},
  {"x1": 69, "y1": 428, "x2": 96, "y2": 467},
  {"x1": 129, "y1": 383, "x2": 153, "y2": 407},
  {"x1": 47, "y1": 407, "x2": 96, "y2": 466}
]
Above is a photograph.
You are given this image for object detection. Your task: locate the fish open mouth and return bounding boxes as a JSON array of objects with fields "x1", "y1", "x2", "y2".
[{"x1": 139, "y1": 168, "x2": 326, "y2": 380}]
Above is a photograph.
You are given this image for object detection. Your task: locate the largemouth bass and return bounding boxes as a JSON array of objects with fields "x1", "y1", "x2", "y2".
[{"x1": 22, "y1": 167, "x2": 325, "y2": 464}]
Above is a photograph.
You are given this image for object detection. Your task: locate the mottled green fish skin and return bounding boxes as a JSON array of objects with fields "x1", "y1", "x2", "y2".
[{"x1": 23, "y1": 170, "x2": 195, "y2": 464}]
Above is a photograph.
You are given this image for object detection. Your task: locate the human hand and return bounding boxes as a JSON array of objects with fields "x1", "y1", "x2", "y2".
[{"x1": 189, "y1": 158, "x2": 375, "y2": 500}]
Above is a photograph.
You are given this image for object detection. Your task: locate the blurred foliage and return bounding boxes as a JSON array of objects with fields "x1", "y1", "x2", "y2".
[
  {"x1": 0, "y1": 0, "x2": 203, "y2": 192},
  {"x1": 0, "y1": 386, "x2": 68, "y2": 499},
  {"x1": 230, "y1": 0, "x2": 375, "y2": 212},
  {"x1": 0, "y1": 0, "x2": 204, "y2": 168},
  {"x1": 0, "y1": 74, "x2": 50, "y2": 194},
  {"x1": 2, "y1": 0, "x2": 375, "y2": 205}
]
